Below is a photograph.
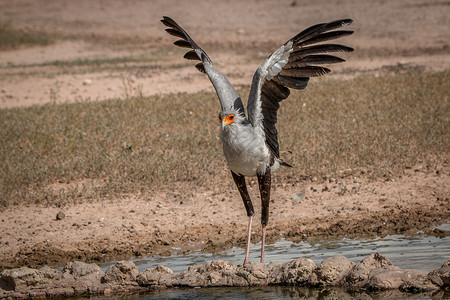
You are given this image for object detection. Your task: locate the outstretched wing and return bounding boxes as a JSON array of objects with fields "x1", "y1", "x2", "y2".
[
  {"x1": 247, "y1": 19, "x2": 354, "y2": 159},
  {"x1": 161, "y1": 16, "x2": 245, "y2": 113}
]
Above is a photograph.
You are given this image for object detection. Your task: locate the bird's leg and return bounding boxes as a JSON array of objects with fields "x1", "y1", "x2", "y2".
[
  {"x1": 257, "y1": 168, "x2": 271, "y2": 264},
  {"x1": 244, "y1": 215, "x2": 253, "y2": 265},
  {"x1": 231, "y1": 171, "x2": 254, "y2": 265}
]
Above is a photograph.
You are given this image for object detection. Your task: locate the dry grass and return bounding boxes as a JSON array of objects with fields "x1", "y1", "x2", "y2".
[
  {"x1": 0, "y1": 21, "x2": 53, "y2": 50},
  {"x1": 278, "y1": 71, "x2": 449, "y2": 180},
  {"x1": 1, "y1": 70, "x2": 448, "y2": 207}
]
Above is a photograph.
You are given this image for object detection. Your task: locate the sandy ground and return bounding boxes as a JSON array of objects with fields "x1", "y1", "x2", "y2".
[
  {"x1": 0, "y1": 0, "x2": 449, "y2": 269},
  {"x1": 1, "y1": 166, "x2": 449, "y2": 270},
  {"x1": 1, "y1": 0, "x2": 450, "y2": 108}
]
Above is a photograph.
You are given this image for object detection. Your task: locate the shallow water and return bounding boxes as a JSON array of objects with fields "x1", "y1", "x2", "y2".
[
  {"x1": 97, "y1": 224, "x2": 449, "y2": 300},
  {"x1": 100, "y1": 223, "x2": 450, "y2": 273}
]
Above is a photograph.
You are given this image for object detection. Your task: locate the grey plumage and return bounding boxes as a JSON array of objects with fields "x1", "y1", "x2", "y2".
[{"x1": 161, "y1": 16, "x2": 353, "y2": 265}]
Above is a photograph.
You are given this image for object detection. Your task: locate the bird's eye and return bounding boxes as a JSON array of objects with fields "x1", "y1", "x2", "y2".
[{"x1": 229, "y1": 115, "x2": 234, "y2": 120}]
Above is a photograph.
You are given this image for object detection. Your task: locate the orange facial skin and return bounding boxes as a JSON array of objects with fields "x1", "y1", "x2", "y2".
[{"x1": 219, "y1": 113, "x2": 235, "y2": 126}]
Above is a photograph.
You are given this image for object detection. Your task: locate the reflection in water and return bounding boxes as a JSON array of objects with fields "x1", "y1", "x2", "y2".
[{"x1": 98, "y1": 286, "x2": 449, "y2": 300}]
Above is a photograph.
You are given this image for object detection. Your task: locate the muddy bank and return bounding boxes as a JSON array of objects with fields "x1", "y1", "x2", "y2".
[
  {"x1": 0, "y1": 253, "x2": 448, "y2": 299},
  {"x1": 3, "y1": 205, "x2": 449, "y2": 272},
  {"x1": 1, "y1": 170, "x2": 449, "y2": 271}
]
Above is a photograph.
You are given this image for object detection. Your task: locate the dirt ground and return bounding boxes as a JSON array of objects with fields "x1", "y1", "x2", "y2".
[{"x1": 0, "y1": 0, "x2": 449, "y2": 270}]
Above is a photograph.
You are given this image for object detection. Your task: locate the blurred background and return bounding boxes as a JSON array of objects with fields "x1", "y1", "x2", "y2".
[{"x1": 1, "y1": 0, "x2": 449, "y2": 106}]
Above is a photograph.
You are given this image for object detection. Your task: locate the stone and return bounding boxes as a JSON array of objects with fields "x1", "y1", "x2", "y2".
[
  {"x1": 176, "y1": 260, "x2": 247, "y2": 287},
  {"x1": 0, "y1": 267, "x2": 50, "y2": 291},
  {"x1": 292, "y1": 192, "x2": 304, "y2": 202},
  {"x1": 56, "y1": 211, "x2": 65, "y2": 220},
  {"x1": 137, "y1": 265, "x2": 175, "y2": 287},
  {"x1": 399, "y1": 270, "x2": 439, "y2": 292},
  {"x1": 312, "y1": 255, "x2": 354, "y2": 286},
  {"x1": 62, "y1": 261, "x2": 104, "y2": 283},
  {"x1": 102, "y1": 261, "x2": 139, "y2": 284},
  {"x1": 103, "y1": 288, "x2": 112, "y2": 295},
  {"x1": 176, "y1": 267, "x2": 205, "y2": 287},
  {"x1": 39, "y1": 266, "x2": 62, "y2": 280},
  {"x1": 269, "y1": 257, "x2": 316, "y2": 285},
  {"x1": 137, "y1": 265, "x2": 168, "y2": 286},
  {"x1": 365, "y1": 268, "x2": 438, "y2": 291},
  {"x1": 343, "y1": 252, "x2": 396, "y2": 287},
  {"x1": 45, "y1": 287, "x2": 75, "y2": 297},
  {"x1": 82, "y1": 79, "x2": 92, "y2": 85},
  {"x1": 0, "y1": 255, "x2": 448, "y2": 298},
  {"x1": 235, "y1": 263, "x2": 270, "y2": 286},
  {"x1": 428, "y1": 260, "x2": 450, "y2": 287},
  {"x1": 28, "y1": 290, "x2": 47, "y2": 297},
  {"x1": 366, "y1": 269, "x2": 406, "y2": 290}
]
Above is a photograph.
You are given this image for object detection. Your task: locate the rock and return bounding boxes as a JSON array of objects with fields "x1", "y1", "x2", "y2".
[
  {"x1": 39, "y1": 266, "x2": 62, "y2": 280},
  {"x1": 269, "y1": 257, "x2": 316, "y2": 285},
  {"x1": 0, "y1": 267, "x2": 50, "y2": 291},
  {"x1": 399, "y1": 270, "x2": 440, "y2": 292},
  {"x1": 45, "y1": 287, "x2": 75, "y2": 297},
  {"x1": 292, "y1": 192, "x2": 304, "y2": 202},
  {"x1": 82, "y1": 79, "x2": 92, "y2": 85},
  {"x1": 235, "y1": 263, "x2": 270, "y2": 286},
  {"x1": 312, "y1": 255, "x2": 354, "y2": 286},
  {"x1": 343, "y1": 252, "x2": 396, "y2": 287},
  {"x1": 56, "y1": 211, "x2": 65, "y2": 220},
  {"x1": 27, "y1": 290, "x2": 47, "y2": 298},
  {"x1": 428, "y1": 260, "x2": 450, "y2": 287},
  {"x1": 0, "y1": 255, "x2": 448, "y2": 298},
  {"x1": 103, "y1": 288, "x2": 112, "y2": 295},
  {"x1": 365, "y1": 268, "x2": 438, "y2": 291},
  {"x1": 176, "y1": 266, "x2": 206, "y2": 287},
  {"x1": 62, "y1": 261, "x2": 104, "y2": 283},
  {"x1": 366, "y1": 269, "x2": 406, "y2": 290},
  {"x1": 176, "y1": 260, "x2": 246, "y2": 287},
  {"x1": 137, "y1": 265, "x2": 175, "y2": 287},
  {"x1": 62, "y1": 261, "x2": 104, "y2": 295},
  {"x1": 102, "y1": 261, "x2": 139, "y2": 284}
]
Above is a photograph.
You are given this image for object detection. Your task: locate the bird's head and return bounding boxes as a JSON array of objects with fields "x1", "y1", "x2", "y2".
[{"x1": 218, "y1": 110, "x2": 243, "y2": 129}]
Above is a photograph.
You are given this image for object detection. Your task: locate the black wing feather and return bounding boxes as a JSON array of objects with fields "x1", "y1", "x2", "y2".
[
  {"x1": 165, "y1": 28, "x2": 186, "y2": 39},
  {"x1": 184, "y1": 50, "x2": 201, "y2": 61},
  {"x1": 296, "y1": 30, "x2": 354, "y2": 47},
  {"x1": 291, "y1": 44, "x2": 354, "y2": 59},
  {"x1": 258, "y1": 80, "x2": 291, "y2": 157},
  {"x1": 174, "y1": 40, "x2": 192, "y2": 48},
  {"x1": 285, "y1": 55, "x2": 345, "y2": 68},
  {"x1": 274, "y1": 76, "x2": 310, "y2": 90},
  {"x1": 195, "y1": 63, "x2": 206, "y2": 73},
  {"x1": 322, "y1": 19, "x2": 353, "y2": 32},
  {"x1": 161, "y1": 16, "x2": 211, "y2": 73},
  {"x1": 291, "y1": 23, "x2": 328, "y2": 45},
  {"x1": 259, "y1": 19, "x2": 353, "y2": 161},
  {"x1": 280, "y1": 66, "x2": 330, "y2": 77}
]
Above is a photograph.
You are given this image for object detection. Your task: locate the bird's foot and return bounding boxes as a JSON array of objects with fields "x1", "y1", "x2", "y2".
[{"x1": 241, "y1": 259, "x2": 251, "y2": 266}]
